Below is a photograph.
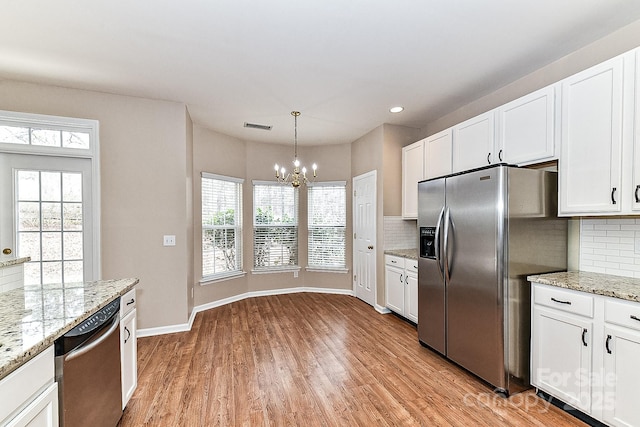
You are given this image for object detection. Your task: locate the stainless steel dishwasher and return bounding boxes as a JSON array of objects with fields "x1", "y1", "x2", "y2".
[{"x1": 54, "y1": 298, "x2": 123, "y2": 427}]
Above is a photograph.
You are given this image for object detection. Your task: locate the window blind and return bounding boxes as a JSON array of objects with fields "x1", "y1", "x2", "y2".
[
  {"x1": 308, "y1": 183, "x2": 346, "y2": 268},
  {"x1": 253, "y1": 184, "x2": 298, "y2": 269},
  {"x1": 201, "y1": 173, "x2": 243, "y2": 279}
]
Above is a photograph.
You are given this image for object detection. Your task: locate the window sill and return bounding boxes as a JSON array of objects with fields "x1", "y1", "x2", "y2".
[
  {"x1": 305, "y1": 267, "x2": 350, "y2": 274},
  {"x1": 200, "y1": 271, "x2": 247, "y2": 285},
  {"x1": 251, "y1": 266, "x2": 301, "y2": 275}
]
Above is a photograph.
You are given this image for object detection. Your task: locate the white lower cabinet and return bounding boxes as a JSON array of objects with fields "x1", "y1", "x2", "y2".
[
  {"x1": 120, "y1": 288, "x2": 138, "y2": 409},
  {"x1": 385, "y1": 255, "x2": 418, "y2": 323},
  {"x1": 602, "y1": 299, "x2": 640, "y2": 427},
  {"x1": 531, "y1": 282, "x2": 640, "y2": 426},
  {"x1": 532, "y1": 304, "x2": 593, "y2": 412},
  {"x1": 0, "y1": 346, "x2": 58, "y2": 427}
]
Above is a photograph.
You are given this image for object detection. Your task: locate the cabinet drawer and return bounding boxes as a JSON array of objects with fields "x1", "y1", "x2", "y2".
[
  {"x1": 533, "y1": 284, "x2": 594, "y2": 318},
  {"x1": 605, "y1": 298, "x2": 640, "y2": 331},
  {"x1": 385, "y1": 255, "x2": 405, "y2": 269},
  {"x1": 121, "y1": 288, "x2": 136, "y2": 318},
  {"x1": 0, "y1": 346, "x2": 54, "y2": 424},
  {"x1": 406, "y1": 259, "x2": 418, "y2": 273}
]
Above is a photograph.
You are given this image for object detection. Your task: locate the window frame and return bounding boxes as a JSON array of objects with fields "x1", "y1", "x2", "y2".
[
  {"x1": 200, "y1": 172, "x2": 244, "y2": 283},
  {"x1": 307, "y1": 181, "x2": 348, "y2": 273},
  {"x1": 252, "y1": 181, "x2": 299, "y2": 273}
]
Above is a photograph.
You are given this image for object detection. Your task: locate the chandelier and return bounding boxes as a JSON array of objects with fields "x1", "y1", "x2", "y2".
[{"x1": 274, "y1": 111, "x2": 317, "y2": 188}]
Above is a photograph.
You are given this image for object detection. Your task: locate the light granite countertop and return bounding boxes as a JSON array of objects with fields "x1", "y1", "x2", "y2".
[
  {"x1": 0, "y1": 278, "x2": 139, "y2": 380},
  {"x1": 528, "y1": 271, "x2": 640, "y2": 302},
  {"x1": 384, "y1": 249, "x2": 418, "y2": 260},
  {"x1": 0, "y1": 257, "x2": 30, "y2": 269}
]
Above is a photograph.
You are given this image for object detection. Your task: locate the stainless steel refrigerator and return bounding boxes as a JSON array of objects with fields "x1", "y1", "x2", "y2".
[{"x1": 417, "y1": 164, "x2": 567, "y2": 395}]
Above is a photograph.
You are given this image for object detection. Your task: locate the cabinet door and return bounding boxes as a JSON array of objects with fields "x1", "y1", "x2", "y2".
[
  {"x1": 424, "y1": 129, "x2": 452, "y2": 179},
  {"x1": 385, "y1": 264, "x2": 405, "y2": 315},
  {"x1": 405, "y1": 270, "x2": 418, "y2": 323},
  {"x1": 402, "y1": 140, "x2": 424, "y2": 219},
  {"x1": 5, "y1": 382, "x2": 58, "y2": 427},
  {"x1": 496, "y1": 85, "x2": 556, "y2": 165},
  {"x1": 531, "y1": 306, "x2": 593, "y2": 413},
  {"x1": 559, "y1": 55, "x2": 624, "y2": 215},
  {"x1": 121, "y1": 308, "x2": 138, "y2": 409},
  {"x1": 633, "y1": 50, "x2": 640, "y2": 212},
  {"x1": 602, "y1": 325, "x2": 640, "y2": 427},
  {"x1": 452, "y1": 111, "x2": 495, "y2": 173}
]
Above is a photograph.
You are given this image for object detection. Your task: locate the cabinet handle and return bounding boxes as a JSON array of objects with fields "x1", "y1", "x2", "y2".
[
  {"x1": 405, "y1": 275, "x2": 408, "y2": 285},
  {"x1": 631, "y1": 315, "x2": 640, "y2": 322},
  {"x1": 400, "y1": 274, "x2": 403, "y2": 283},
  {"x1": 487, "y1": 153, "x2": 491, "y2": 164},
  {"x1": 551, "y1": 297, "x2": 572, "y2": 305},
  {"x1": 606, "y1": 334, "x2": 612, "y2": 354},
  {"x1": 636, "y1": 185, "x2": 640, "y2": 203},
  {"x1": 611, "y1": 187, "x2": 617, "y2": 204},
  {"x1": 582, "y1": 329, "x2": 588, "y2": 347},
  {"x1": 391, "y1": 260, "x2": 397, "y2": 264},
  {"x1": 498, "y1": 149, "x2": 503, "y2": 162},
  {"x1": 124, "y1": 326, "x2": 131, "y2": 344},
  {"x1": 126, "y1": 299, "x2": 135, "y2": 306}
]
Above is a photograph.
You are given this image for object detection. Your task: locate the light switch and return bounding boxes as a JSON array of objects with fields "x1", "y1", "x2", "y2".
[
  {"x1": 635, "y1": 237, "x2": 640, "y2": 255},
  {"x1": 163, "y1": 235, "x2": 176, "y2": 246}
]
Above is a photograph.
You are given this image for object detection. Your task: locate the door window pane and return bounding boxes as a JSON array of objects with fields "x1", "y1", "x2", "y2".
[
  {"x1": 17, "y1": 171, "x2": 39, "y2": 200},
  {"x1": 41, "y1": 172, "x2": 61, "y2": 201},
  {"x1": 18, "y1": 202, "x2": 40, "y2": 231}
]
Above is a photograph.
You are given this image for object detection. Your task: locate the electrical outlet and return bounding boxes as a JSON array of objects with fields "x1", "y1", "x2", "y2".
[
  {"x1": 163, "y1": 235, "x2": 176, "y2": 246},
  {"x1": 635, "y1": 238, "x2": 640, "y2": 255},
  {"x1": 294, "y1": 270, "x2": 298, "y2": 278}
]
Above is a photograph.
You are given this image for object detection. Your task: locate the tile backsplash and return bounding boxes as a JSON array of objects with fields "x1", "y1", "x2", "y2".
[
  {"x1": 384, "y1": 216, "x2": 418, "y2": 249},
  {"x1": 580, "y1": 218, "x2": 640, "y2": 278}
]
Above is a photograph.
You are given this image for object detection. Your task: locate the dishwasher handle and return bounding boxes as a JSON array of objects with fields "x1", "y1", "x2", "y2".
[{"x1": 66, "y1": 314, "x2": 120, "y2": 362}]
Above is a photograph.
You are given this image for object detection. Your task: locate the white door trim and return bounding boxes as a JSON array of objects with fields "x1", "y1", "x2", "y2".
[{"x1": 0, "y1": 110, "x2": 101, "y2": 280}]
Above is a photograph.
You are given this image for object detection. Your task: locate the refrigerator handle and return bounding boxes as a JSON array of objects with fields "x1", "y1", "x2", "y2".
[
  {"x1": 434, "y1": 207, "x2": 445, "y2": 278},
  {"x1": 443, "y1": 207, "x2": 451, "y2": 283}
]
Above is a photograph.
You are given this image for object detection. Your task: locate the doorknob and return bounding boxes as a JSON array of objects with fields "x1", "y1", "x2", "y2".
[
  {"x1": 2, "y1": 248, "x2": 11, "y2": 255},
  {"x1": 367, "y1": 245, "x2": 374, "y2": 250}
]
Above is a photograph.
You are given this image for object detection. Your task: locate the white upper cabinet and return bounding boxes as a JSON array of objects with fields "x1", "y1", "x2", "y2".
[
  {"x1": 402, "y1": 139, "x2": 425, "y2": 219},
  {"x1": 496, "y1": 84, "x2": 557, "y2": 165},
  {"x1": 452, "y1": 111, "x2": 495, "y2": 173},
  {"x1": 424, "y1": 128, "x2": 452, "y2": 179},
  {"x1": 559, "y1": 53, "x2": 627, "y2": 215},
  {"x1": 632, "y1": 49, "x2": 640, "y2": 213}
]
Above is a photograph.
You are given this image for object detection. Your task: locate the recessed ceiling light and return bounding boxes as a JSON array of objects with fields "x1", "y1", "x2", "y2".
[{"x1": 389, "y1": 106, "x2": 404, "y2": 113}]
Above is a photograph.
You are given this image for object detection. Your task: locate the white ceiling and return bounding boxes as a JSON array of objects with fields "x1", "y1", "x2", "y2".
[{"x1": 2, "y1": 1, "x2": 640, "y2": 146}]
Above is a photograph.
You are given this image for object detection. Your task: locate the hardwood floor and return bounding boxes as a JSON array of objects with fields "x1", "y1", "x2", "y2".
[{"x1": 118, "y1": 293, "x2": 584, "y2": 426}]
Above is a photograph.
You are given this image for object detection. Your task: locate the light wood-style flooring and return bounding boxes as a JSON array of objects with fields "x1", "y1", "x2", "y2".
[{"x1": 118, "y1": 293, "x2": 584, "y2": 426}]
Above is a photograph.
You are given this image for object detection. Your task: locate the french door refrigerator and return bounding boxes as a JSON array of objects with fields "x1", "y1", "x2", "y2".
[{"x1": 417, "y1": 164, "x2": 567, "y2": 395}]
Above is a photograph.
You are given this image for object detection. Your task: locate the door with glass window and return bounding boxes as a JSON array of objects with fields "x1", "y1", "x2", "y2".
[{"x1": 0, "y1": 154, "x2": 94, "y2": 284}]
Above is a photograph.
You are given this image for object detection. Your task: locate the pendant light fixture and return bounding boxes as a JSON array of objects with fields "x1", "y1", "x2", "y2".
[{"x1": 274, "y1": 111, "x2": 317, "y2": 188}]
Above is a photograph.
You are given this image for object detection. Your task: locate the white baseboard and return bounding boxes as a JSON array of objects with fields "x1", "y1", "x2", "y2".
[
  {"x1": 137, "y1": 286, "x2": 356, "y2": 338},
  {"x1": 375, "y1": 304, "x2": 391, "y2": 314}
]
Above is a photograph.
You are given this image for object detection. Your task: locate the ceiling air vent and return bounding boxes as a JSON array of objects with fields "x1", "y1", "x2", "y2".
[{"x1": 244, "y1": 122, "x2": 272, "y2": 131}]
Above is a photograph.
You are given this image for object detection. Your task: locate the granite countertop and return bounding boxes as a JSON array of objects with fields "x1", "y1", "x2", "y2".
[
  {"x1": 0, "y1": 257, "x2": 31, "y2": 269},
  {"x1": 384, "y1": 249, "x2": 418, "y2": 260},
  {"x1": 0, "y1": 278, "x2": 139, "y2": 380},
  {"x1": 528, "y1": 271, "x2": 640, "y2": 302}
]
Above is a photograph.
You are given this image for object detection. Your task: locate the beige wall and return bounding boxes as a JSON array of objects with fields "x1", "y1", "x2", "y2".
[
  {"x1": 0, "y1": 79, "x2": 191, "y2": 330},
  {"x1": 192, "y1": 126, "x2": 353, "y2": 308},
  {"x1": 351, "y1": 124, "x2": 420, "y2": 307},
  {"x1": 422, "y1": 19, "x2": 640, "y2": 137}
]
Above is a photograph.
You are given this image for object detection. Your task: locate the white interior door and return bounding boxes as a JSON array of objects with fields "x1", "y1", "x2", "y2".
[
  {"x1": 353, "y1": 171, "x2": 376, "y2": 306},
  {"x1": 0, "y1": 153, "x2": 94, "y2": 284}
]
